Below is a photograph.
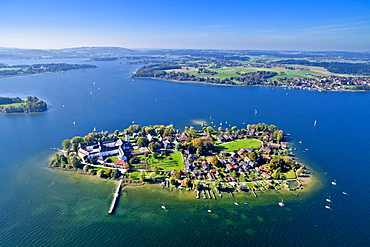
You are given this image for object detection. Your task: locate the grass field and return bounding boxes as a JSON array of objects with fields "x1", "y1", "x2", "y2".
[
  {"x1": 282, "y1": 170, "x2": 296, "y2": 179},
  {"x1": 0, "y1": 102, "x2": 27, "y2": 107},
  {"x1": 184, "y1": 63, "x2": 358, "y2": 80},
  {"x1": 139, "y1": 151, "x2": 184, "y2": 170},
  {"x1": 218, "y1": 139, "x2": 262, "y2": 152}
]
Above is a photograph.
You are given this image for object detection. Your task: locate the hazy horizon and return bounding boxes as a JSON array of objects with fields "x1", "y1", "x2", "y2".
[{"x1": 1, "y1": 0, "x2": 370, "y2": 52}]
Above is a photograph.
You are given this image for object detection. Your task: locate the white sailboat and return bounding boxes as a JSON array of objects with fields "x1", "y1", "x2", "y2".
[
  {"x1": 161, "y1": 203, "x2": 167, "y2": 210},
  {"x1": 331, "y1": 180, "x2": 337, "y2": 186},
  {"x1": 314, "y1": 120, "x2": 317, "y2": 126},
  {"x1": 254, "y1": 109, "x2": 258, "y2": 115},
  {"x1": 278, "y1": 199, "x2": 285, "y2": 207},
  {"x1": 326, "y1": 197, "x2": 332, "y2": 203},
  {"x1": 325, "y1": 205, "x2": 331, "y2": 210}
]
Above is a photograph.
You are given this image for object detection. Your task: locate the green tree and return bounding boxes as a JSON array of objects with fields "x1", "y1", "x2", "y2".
[
  {"x1": 97, "y1": 169, "x2": 105, "y2": 178},
  {"x1": 68, "y1": 155, "x2": 81, "y2": 169},
  {"x1": 62, "y1": 139, "x2": 71, "y2": 150},
  {"x1": 137, "y1": 137, "x2": 149, "y2": 147},
  {"x1": 83, "y1": 164, "x2": 91, "y2": 172},
  {"x1": 148, "y1": 142, "x2": 161, "y2": 152}
]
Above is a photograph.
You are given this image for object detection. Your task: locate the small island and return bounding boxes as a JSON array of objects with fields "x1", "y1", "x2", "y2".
[
  {"x1": 0, "y1": 96, "x2": 47, "y2": 113},
  {"x1": 50, "y1": 123, "x2": 311, "y2": 201}
]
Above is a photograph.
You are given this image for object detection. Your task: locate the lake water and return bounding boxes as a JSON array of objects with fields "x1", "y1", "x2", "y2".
[{"x1": 0, "y1": 59, "x2": 369, "y2": 246}]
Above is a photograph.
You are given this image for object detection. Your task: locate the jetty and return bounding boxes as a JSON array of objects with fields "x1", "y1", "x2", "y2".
[{"x1": 108, "y1": 176, "x2": 123, "y2": 214}]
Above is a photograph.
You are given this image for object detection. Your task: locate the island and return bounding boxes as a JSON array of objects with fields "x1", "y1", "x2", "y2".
[
  {"x1": 0, "y1": 96, "x2": 47, "y2": 113},
  {"x1": 0, "y1": 63, "x2": 97, "y2": 78},
  {"x1": 50, "y1": 123, "x2": 310, "y2": 199}
]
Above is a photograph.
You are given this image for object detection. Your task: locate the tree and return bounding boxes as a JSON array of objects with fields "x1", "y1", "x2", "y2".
[
  {"x1": 273, "y1": 130, "x2": 284, "y2": 142},
  {"x1": 137, "y1": 137, "x2": 149, "y2": 147},
  {"x1": 148, "y1": 142, "x2": 161, "y2": 152},
  {"x1": 68, "y1": 155, "x2": 81, "y2": 169},
  {"x1": 83, "y1": 164, "x2": 91, "y2": 172},
  {"x1": 150, "y1": 171, "x2": 157, "y2": 181},
  {"x1": 105, "y1": 169, "x2": 112, "y2": 178},
  {"x1": 111, "y1": 169, "x2": 122, "y2": 179},
  {"x1": 208, "y1": 156, "x2": 221, "y2": 167},
  {"x1": 183, "y1": 177, "x2": 192, "y2": 188},
  {"x1": 62, "y1": 139, "x2": 71, "y2": 150},
  {"x1": 231, "y1": 126, "x2": 238, "y2": 133},
  {"x1": 205, "y1": 126, "x2": 214, "y2": 133},
  {"x1": 173, "y1": 170, "x2": 181, "y2": 179},
  {"x1": 114, "y1": 129, "x2": 120, "y2": 137},
  {"x1": 248, "y1": 151, "x2": 257, "y2": 161},
  {"x1": 139, "y1": 172, "x2": 145, "y2": 181},
  {"x1": 97, "y1": 169, "x2": 105, "y2": 178},
  {"x1": 129, "y1": 156, "x2": 140, "y2": 164}
]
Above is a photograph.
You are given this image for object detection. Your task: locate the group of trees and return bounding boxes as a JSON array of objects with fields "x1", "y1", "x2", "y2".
[
  {"x1": 0, "y1": 96, "x2": 47, "y2": 113},
  {"x1": 49, "y1": 153, "x2": 82, "y2": 170},
  {"x1": 132, "y1": 64, "x2": 181, "y2": 78}
]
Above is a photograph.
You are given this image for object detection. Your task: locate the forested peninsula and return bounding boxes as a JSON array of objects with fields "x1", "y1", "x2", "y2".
[
  {"x1": 0, "y1": 63, "x2": 97, "y2": 78},
  {"x1": 0, "y1": 96, "x2": 47, "y2": 113}
]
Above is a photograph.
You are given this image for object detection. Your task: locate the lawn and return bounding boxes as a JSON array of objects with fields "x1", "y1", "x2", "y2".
[
  {"x1": 0, "y1": 102, "x2": 27, "y2": 107},
  {"x1": 218, "y1": 139, "x2": 261, "y2": 152},
  {"x1": 281, "y1": 169, "x2": 296, "y2": 179},
  {"x1": 140, "y1": 151, "x2": 184, "y2": 170}
]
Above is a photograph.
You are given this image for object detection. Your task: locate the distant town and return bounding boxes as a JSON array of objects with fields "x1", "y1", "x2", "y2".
[{"x1": 50, "y1": 123, "x2": 310, "y2": 200}]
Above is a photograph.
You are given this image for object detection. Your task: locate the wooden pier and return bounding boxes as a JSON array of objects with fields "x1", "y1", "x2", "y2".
[{"x1": 108, "y1": 176, "x2": 123, "y2": 214}]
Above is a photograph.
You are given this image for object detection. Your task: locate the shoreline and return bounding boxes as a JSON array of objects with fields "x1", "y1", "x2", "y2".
[{"x1": 132, "y1": 76, "x2": 369, "y2": 92}]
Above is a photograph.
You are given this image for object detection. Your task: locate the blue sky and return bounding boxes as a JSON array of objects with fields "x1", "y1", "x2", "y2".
[{"x1": 1, "y1": 0, "x2": 369, "y2": 51}]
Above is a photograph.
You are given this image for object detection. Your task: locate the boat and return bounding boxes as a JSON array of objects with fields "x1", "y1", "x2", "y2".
[
  {"x1": 161, "y1": 203, "x2": 166, "y2": 210},
  {"x1": 331, "y1": 180, "x2": 337, "y2": 186},
  {"x1": 73, "y1": 121, "x2": 76, "y2": 125},
  {"x1": 93, "y1": 127, "x2": 96, "y2": 132},
  {"x1": 244, "y1": 202, "x2": 249, "y2": 205},
  {"x1": 342, "y1": 191, "x2": 349, "y2": 196},
  {"x1": 326, "y1": 197, "x2": 332, "y2": 203},
  {"x1": 254, "y1": 109, "x2": 258, "y2": 115},
  {"x1": 325, "y1": 205, "x2": 331, "y2": 210},
  {"x1": 234, "y1": 202, "x2": 239, "y2": 206},
  {"x1": 207, "y1": 209, "x2": 212, "y2": 213},
  {"x1": 314, "y1": 120, "x2": 317, "y2": 126},
  {"x1": 278, "y1": 199, "x2": 285, "y2": 207},
  {"x1": 62, "y1": 105, "x2": 65, "y2": 108}
]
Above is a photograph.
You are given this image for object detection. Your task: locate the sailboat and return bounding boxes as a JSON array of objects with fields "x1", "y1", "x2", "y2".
[
  {"x1": 331, "y1": 180, "x2": 337, "y2": 186},
  {"x1": 161, "y1": 203, "x2": 167, "y2": 210},
  {"x1": 326, "y1": 197, "x2": 332, "y2": 203},
  {"x1": 342, "y1": 191, "x2": 349, "y2": 196},
  {"x1": 325, "y1": 205, "x2": 332, "y2": 210},
  {"x1": 314, "y1": 120, "x2": 317, "y2": 126},
  {"x1": 278, "y1": 199, "x2": 285, "y2": 207},
  {"x1": 254, "y1": 109, "x2": 258, "y2": 115}
]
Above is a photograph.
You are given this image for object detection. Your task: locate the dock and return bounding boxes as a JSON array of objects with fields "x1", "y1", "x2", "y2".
[{"x1": 108, "y1": 176, "x2": 123, "y2": 214}]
